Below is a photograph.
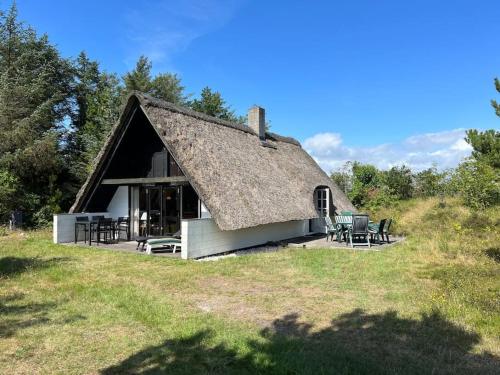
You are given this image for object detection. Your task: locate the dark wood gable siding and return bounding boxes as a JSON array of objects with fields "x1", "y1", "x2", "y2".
[
  {"x1": 148, "y1": 150, "x2": 182, "y2": 178},
  {"x1": 81, "y1": 105, "x2": 184, "y2": 212},
  {"x1": 103, "y1": 110, "x2": 183, "y2": 180}
]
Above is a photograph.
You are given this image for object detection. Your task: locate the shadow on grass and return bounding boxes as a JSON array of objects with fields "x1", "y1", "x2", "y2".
[
  {"x1": 484, "y1": 247, "x2": 500, "y2": 263},
  {"x1": 0, "y1": 292, "x2": 85, "y2": 338},
  {"x1": 101, "y1": 309, "x2": 499, "y2": 375},
  {"x1": 0, "y1": 293, "x2": 55, "y2": 338},
  {"x1": 0, "y1": 256, "x2": 71, "y2": 278}
]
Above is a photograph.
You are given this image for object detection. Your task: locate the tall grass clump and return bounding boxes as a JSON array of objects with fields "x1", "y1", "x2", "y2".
[{"x1": 368, "y1": 197, "x2": 499, "y2": 337}]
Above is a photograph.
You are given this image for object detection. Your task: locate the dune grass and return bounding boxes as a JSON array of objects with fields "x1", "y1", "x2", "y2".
[{"x1": 0, "y1": 198, "x2": 499, "y2": 374}]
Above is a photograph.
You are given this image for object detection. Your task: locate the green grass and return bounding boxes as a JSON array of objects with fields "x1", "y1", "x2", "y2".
[{"x1": 0, "y1": 198, "x2": 499, "y2": 374}]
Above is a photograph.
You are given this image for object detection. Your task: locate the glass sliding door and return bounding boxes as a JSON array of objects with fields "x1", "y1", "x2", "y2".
[
  {"x1": 162, "y1": 187, "x2": 179, "y2": 235},
  {"x1": 148, "y1": 187, "x2": 162, "y2": 236},
  {"x1": 138, "y1": 185, "x2": 181, "y2": 236},
  {"x1": 181, "y1": 185, "x2": 199, "y2": 219},
  {"x1": 139, "y1": 187, "x2": 148, "y2": 236}
]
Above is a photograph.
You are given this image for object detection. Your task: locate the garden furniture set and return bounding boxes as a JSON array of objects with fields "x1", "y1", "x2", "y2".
[
  {"x1": 326, "y1": 213, "x2": 392, "y2": 248},
  {"x1": 74, "y1": 216, "x2": 129, "y2": 246}
]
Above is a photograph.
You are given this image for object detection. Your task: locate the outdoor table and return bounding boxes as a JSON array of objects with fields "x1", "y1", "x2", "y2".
[
  {"x1": 74, "y1": 219, "x2": 118, "y2": 246},
  {"x1": 339, "y1": 219, "x2": 377, "y2": 241}
]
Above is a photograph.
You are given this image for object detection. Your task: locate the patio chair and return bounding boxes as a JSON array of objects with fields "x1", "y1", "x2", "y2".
[
  {"x1": 116, "y1": 216, "x2": 129, "y2": 241},
  {"x1": 88, "y1": 216, "x2": 106, "y2": 244},
  {"x1": 368, "y1": 218, "x2": 386, "y2": 244},
  {"x1": 346, "y1": 214, "x2": 370, "y2": 248},
  {"x1": 324, "y1": 216, "x2": 337, "y2": 241},
  {"x1": 95, "y1": 218, "x2": 113, "y2": 245},
  {"x1": 74, "y1": 216, "x2": 89, "y2": 243},
  {"x1": 334, "y1": 215, "x2": 353, "y2": 242},
  {"x1": 383, "y1": 218, "x2": 393, "y2": 243}
]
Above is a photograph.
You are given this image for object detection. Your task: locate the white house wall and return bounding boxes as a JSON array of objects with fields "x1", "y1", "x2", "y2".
[
  {"x1": 200, "y1": 202, "x2": 211, "y2": 219},
  {"x1": 106, "y1": 186, "x2": 129, "y2": 219},
  {"x1": 311, "y1": 217, "x2": 327, "y2": 234},
  {"x1": 130, "y1": 186, "x2": 140, "y2": 237},
  {"x1": 53, "y1": 212, "x2": 108, "y2": 243},
  {"x1": 181, "y1": 218, "x2": 310, "y2": 259}
]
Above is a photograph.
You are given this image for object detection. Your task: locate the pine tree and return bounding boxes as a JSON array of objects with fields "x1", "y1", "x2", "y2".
[
  {"x1": 0, "y1": 3, "x2": 73, "y2": 224},
  {"x1": 72, "y1": 52, "x2": 100, "y2": 133},
  {"x1": 122, "y1": 56, "x2": 188, "y2": 105},
  {"x1": 189, "y1": 86, "x2": 243, "y2": 123},
  {"x1": 67, "y1": 52, "x2": 121, "y2": 182},
  {"x1": 79, "y1": 72, "x2": 121, "y2": 171},
  {"x1": 465, "y1": 129, "x2": 500, "y2": 169},
  {"x1": 151, "y1": 73, "x2": 188, "y2": 105},
  {"x1": 123, "y1": 55, "x2": 152, "y2": 93},
  {"x1": 492, "y1": 78, "x2": 500, "y2": 117}
]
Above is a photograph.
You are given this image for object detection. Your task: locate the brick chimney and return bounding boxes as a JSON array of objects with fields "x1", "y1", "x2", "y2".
[{"x1": 248, "y1": 105, "x2": 265, "y2": 140}]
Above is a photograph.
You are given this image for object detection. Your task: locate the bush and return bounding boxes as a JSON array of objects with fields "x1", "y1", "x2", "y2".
[
  {"x1": 0, "y1": 170, "x2": 18, "y2": 223},
  {"x1": 451, "y1": 159, "x2": 499, "y2": 209},
  {"x1": 32, "y1": 205, "x2": 55, "y2": 228},
  {"x1": 347, "y1": 163, "x2": 382, "y2": 207},
  {"x1": 383, "y1": 165, "x2": 413, "y2": 199},
  {"x1": 352, "y1": 162, "x2": 380, "y2": 187},
  {"x1": 414, "y1": 166, "x2": 449, "y2": 197},
  {"x1": 363, "y1": 187, "x2": 395, "y2": 211}
]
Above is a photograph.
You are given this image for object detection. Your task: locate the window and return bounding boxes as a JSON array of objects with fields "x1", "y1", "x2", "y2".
[
  {"x1": 182, "y1": 185, "x2": 199, "y2": 219},
  {"x1": 168, "y1": 153, "x2": 183, "y2": 176},
  {"x1": 146, "y1": 149, "x2": 184, "y2": 178},
  {"x1": 315, "y1": 188, "x2": 329, "y2": 217},
  {"x1": 150, "y1": 150, "x2": 169, "y2": 177}
]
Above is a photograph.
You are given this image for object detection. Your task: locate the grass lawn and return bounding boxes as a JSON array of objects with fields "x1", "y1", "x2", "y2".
[{"x1": 0, "y1": 198, "x2": 499, "y2": 374}]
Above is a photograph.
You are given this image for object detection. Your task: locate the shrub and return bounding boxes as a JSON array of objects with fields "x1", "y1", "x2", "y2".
[
  {"x1": 414, "y1": 166, "x2": 449, "y2": 197},
  {"x1": 347, "y1": 162, "x2": 382, "y2": 207},
  {"x1": 451, "y1": 159, "x2": 499, "y2": 209},
  {"x1": 383, "y1": 165, "x2": 413, "y2": 199},
  {"x1": 0, "y1": 170, "x2": 18, "y2": 223},
  {"x1": 364, "y1": 187, "x2": 395, "y2": 211},
  {"x1": 32, "y1": 206, "x2": 55, "y2": 228},
  {"x1": 352, "y1": 162, "x2": 380, "y2": 187}
]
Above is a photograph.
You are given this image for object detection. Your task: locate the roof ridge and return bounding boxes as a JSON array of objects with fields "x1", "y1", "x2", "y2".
[{"x1": 132, "y1": 91, "x2": 301, "y2": 147}]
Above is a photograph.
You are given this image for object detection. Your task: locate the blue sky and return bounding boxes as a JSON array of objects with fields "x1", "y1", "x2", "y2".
[{"x1": 13, "y1": 0, "x2": 500, "y2": 171}]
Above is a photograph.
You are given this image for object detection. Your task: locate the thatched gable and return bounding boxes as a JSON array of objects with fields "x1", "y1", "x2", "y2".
[{"x1": 71, "y1": 92, "x2": 355, "y2": 231}]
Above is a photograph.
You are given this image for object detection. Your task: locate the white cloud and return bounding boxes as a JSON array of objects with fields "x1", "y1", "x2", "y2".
[
  {"x1": 450, "y1": 138, "x2": 472, "y2": 151},
  {"x1": 303, "y1": 132, "x2": 342, "y2": 155},
  {"x1": 303, "y1": 128, "x2": 473, "y2": 173},
  {"x1": 122, "y1": 0, "x2": 244, "y2": 70},
  {"x1": 405, "y1": 129, "x2": 466, "y2": 147}
]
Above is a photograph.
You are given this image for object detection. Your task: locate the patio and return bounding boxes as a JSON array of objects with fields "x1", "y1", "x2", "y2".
[
  {"x1": 67, "y1": 240, "x2": 182, "y2": 258},
  {"x1": 284, "y1": 234, "x2": 404, "y2": 250},
  {"x1": 197, "y1": 234, "x2": 404, "y2": 260},
  {"x1": 66, "y1": 232, "x2": 403, "y2": 260}
]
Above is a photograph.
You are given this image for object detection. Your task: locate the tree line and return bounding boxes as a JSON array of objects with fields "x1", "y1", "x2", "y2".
[
  {"x1": 0, "y1": 4, "x2": 244, "y2": 226},
  {"x1": 0, "y1": 3, "x2": 498, "y2": 227},
  {"x1": 331, "y1": 128, "x2": 499, "y2": 211}
]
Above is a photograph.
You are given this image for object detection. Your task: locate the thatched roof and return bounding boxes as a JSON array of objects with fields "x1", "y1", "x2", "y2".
[{"x1": 71, "y1": 92, "x2": 355, "y2": 231}]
